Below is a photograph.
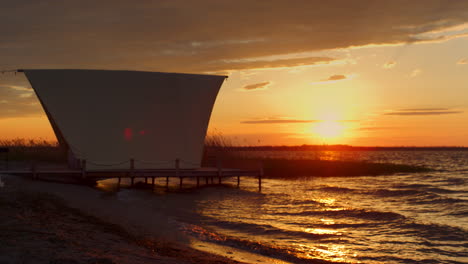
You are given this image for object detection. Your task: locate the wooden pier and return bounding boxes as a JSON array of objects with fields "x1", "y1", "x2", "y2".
[{"x1": 0, "y1": 159, "x2": 264, "y2": 191}]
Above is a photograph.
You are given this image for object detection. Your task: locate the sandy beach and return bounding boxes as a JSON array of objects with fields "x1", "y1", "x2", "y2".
[{"x1": 0, "y1": 174, "x2": 251, "y2": 264}]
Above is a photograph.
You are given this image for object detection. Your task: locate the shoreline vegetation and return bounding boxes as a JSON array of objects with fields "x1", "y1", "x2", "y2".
[
  {"x1": 203, "y1": 134, "x2": 434, "y2": 177},
  {"x1": 0, "y1": 137, "x2": 434, "y2": 177},
  {"x1": 214, "y1": 158, "x2": 432, "y2": 178}
]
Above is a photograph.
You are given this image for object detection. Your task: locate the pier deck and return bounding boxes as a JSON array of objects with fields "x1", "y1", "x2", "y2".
[{"x1": 0, "y1": 166, "x2": 263, "y2": 191}]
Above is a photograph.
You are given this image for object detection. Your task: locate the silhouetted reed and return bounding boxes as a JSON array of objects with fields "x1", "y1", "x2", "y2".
[
  {"x1": 202, "y1": 133, "x2": 433, "y2": 177},
  {"x1": 0, "y1": 136, "x2": 434, "y2": 177},
  {"x1": 0, "y1": 138, "x2": 65, "y2": 162}
]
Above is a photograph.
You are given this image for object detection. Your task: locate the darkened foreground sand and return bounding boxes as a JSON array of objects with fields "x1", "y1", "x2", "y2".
[{"x1": 0, "y1": 176, "x2": 246, "y2": 264}]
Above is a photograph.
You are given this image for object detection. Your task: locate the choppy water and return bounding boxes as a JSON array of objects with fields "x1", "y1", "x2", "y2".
[{"x1": 107, "y1": 151, "x2": 468, "y2": 263}]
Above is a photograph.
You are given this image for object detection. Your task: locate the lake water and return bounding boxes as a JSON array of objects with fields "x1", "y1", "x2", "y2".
[{"x1": 105, "y1": 151, "x2": 468, "y2": 263}]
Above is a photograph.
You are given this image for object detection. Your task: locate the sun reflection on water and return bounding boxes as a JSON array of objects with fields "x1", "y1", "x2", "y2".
[
  {"x1": 315, "y1": 197, "x2": 336, "y2": 205},
  {"x1": 295, "y1": 243, "x2": 355, "y2": 263},
  {"x1": 320, "y1": 218, "x2": 335, "y2": 225},
  {"x1": 304, "y1": 228, "x2": 341, "y2": 235}
]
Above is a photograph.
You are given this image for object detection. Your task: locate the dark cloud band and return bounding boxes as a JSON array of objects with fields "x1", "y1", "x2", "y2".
[
  {"x1": 385, "y1": 109, "x2": 463, "y2": 116},
  {"x1": 241, "y1": 119, "x2": 319, "y2": 124}
]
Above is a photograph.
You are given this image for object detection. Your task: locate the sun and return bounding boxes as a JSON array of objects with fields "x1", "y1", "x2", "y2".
[{"x1": 313, "y1": 120, "x2": 344, "y2": 139}]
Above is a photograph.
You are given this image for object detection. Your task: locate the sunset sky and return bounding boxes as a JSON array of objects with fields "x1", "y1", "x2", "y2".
[{"x1": 1, "y1": 0, "x2": 467, "y2": 146}]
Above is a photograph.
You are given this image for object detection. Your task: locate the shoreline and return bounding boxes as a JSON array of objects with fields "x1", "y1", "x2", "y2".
[
  {"x1": 0, "y1": 174, "x2": 248, "y2": 264},
  {"x1": 0, "y1": 174, "x2": 295, "y2": 264}
]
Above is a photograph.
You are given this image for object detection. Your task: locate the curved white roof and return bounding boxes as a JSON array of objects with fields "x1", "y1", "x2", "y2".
[{"x1": 23, "y1": 69, "x2": 226, "y2": 170}]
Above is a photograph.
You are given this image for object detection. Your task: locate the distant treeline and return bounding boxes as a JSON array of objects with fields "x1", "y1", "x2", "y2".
[{"x1": 209, "y1": 145, "x2": 468, "y2": 151}]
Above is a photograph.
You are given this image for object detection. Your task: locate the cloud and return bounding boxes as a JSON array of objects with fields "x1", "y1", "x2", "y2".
[
  {"x1": 410, "y1": 69, "x2": 422, "y2": 77},
  {"x1": 457, "y1": 58, "x2": 468, "y2": 64},
  {"x1": 1, "y1": 1, "x2": 468, "y2": 118},
  {"x1": 358, "y1": 126, "x2": 398, "y2": 131},
  {"x1": 1, "y1": 1, "x2": 468, "y2": 74},
  {"x1": 384, "y1": 108, "x2": 463, "y2": 116},
  {"x1": 241, "y1": 118, "x2": 319, "y2": 124},
  {"x1": 399, "y1": 108, "x2": 451, "y2": 111},
  {"x1": 242, "y1": 81, "x2": 271, "y2": 91},
  {"x1": 0, "y1": 84, "x2": 42, "y2": 119},
  {"x1": 383, "y1": 61, "x2": 397, "y2": 69},
  {"x1": 208, "y1": 56, "x2": 335, "y2": 72},
  {"x1": 323, "y1": 74, "x2": 347, "y2": 81},
  {"x1": 313, "y1": 74, "x2": 355, "y2": 84}
]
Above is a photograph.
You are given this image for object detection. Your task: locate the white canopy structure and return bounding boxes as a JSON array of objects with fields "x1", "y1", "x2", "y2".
[{"x1": 22, "y1": 69, "x2": 226, "y2": 170}]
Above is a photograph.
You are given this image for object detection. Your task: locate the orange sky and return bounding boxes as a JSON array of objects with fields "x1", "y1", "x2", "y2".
[{"x1": 1, "y1": 1, "x2": 468, "y2": 146}]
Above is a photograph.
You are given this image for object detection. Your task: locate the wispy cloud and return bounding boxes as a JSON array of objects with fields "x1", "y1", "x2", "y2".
[
  {"x1": 399, "y1": 108, "x2": 450, "y2": 111},
  {"x1": 322, "y1": 74, "x2": 347, "y2": 81},
  {"x1": 410, "y1": 69, "x2": 422, "y2": 77},
  {"x1": 6, "y1": 85, "x2": 33, "y2": 92},
  {"x1": 241, "y1": 118, "x2": 319, "y2": 124},
  {"x1": 312, "y1": 74, "x2": 353, "y2": 84},
  {"x1": 0, "y1": 84, "x2": 41, "y2": 119},
  {"x1": 241, "y1": 81, "x2": 271, "y2": 91},
  {"x1": 358, "y1": 126, "x2": 398, "y2": 131},
  {"x1": 384, "y1": 108, "x2": 463, "y2": 116},
  {"x1": 383, "y1": 61, "x2": 397, "y2": 69},
  {"x1": 208, "y1": 56, "x2": 335, "y2": 72},
  {"x1": 457, "y1": 58, "x2": 467, "y2": 65}
]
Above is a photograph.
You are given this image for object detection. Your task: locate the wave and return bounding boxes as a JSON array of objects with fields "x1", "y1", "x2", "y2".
[
  {"x1": 391, "y1": 183, "x2": 432, "y2": 189},
  {"x1": 181, "y1": 222, "x2": 349, "y2": 264},
  {"x1": 201, "y1": 219, "x2": 336, "y2": 240},
  {"x1": 367, "y1": 188, "x2": 465, "y2": 205},
  {"x1": 402, "y1": 222, "x2": 468, "y2": 242},
  {"x1": 407, "y1": 195, "x2": 465, "y2": 205},
  {"x1": 425, "y1": 187, "x2": 462, "y2": 194},
  {"x1": 275, "y1": 209, "x2": 406, "y2": 221},
  {"x1": 358, "y1": 255, "x2": 442, "y2": 264},
  {"x1": 317, "y1": 185, "x2": 463, "y2": 199},
  {"x1": 315, "y1": 186, "x2": 357, "y2": 193},
  {"x1": 371, "y1": 189, "x2": 422, "y2": 197}
]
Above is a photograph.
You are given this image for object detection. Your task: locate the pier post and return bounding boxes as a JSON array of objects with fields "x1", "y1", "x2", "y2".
[
  {"x1": 205, "y1": 176, "x2": 209, "y2": 185},
  {"x1": 179, "y1": 177, "x2": 183, "y2": 189},
  {"x1": 152, "y1": 177, "x2": 155, "y2": 186},
  {"x1": 118, "y1": 177, "x2": 121, "y2": 188},
  {"x1": 197, "y1": 176, "x2": 200, "y2": 187},
  {"x1": 145, "y1": 177, "x2": 148, "y2": 184},
  {"x1": 31, "y1": 161, "x2": 37, "y2": 180},
  {"x1": 130, "y1": 158, "x2": 134, "y2": 187},
  {"x1": 217, "y1": 159, "x2": 222, "y2": 185},
  {"x1": 166, "y1": 176, "x2": 169, "y2": 189},
  {"x1": 258, "y1": 161, "x2": 263, "y2": 192},
  {"x1": 81, "y1": 159, "x2": 87, "y2": 179},
  {"x1": 1, "y1": 148, "x2": 9, "y2": 171},
  {"x1": 175, "y1": 158, "x2": 180, "y2": 188},
  {"x1": 175, "y1": 158, "x2": 180, "y2": 175},
  {"x1": 237, "y1": 175, "x2": 240, "y2": 188}
]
